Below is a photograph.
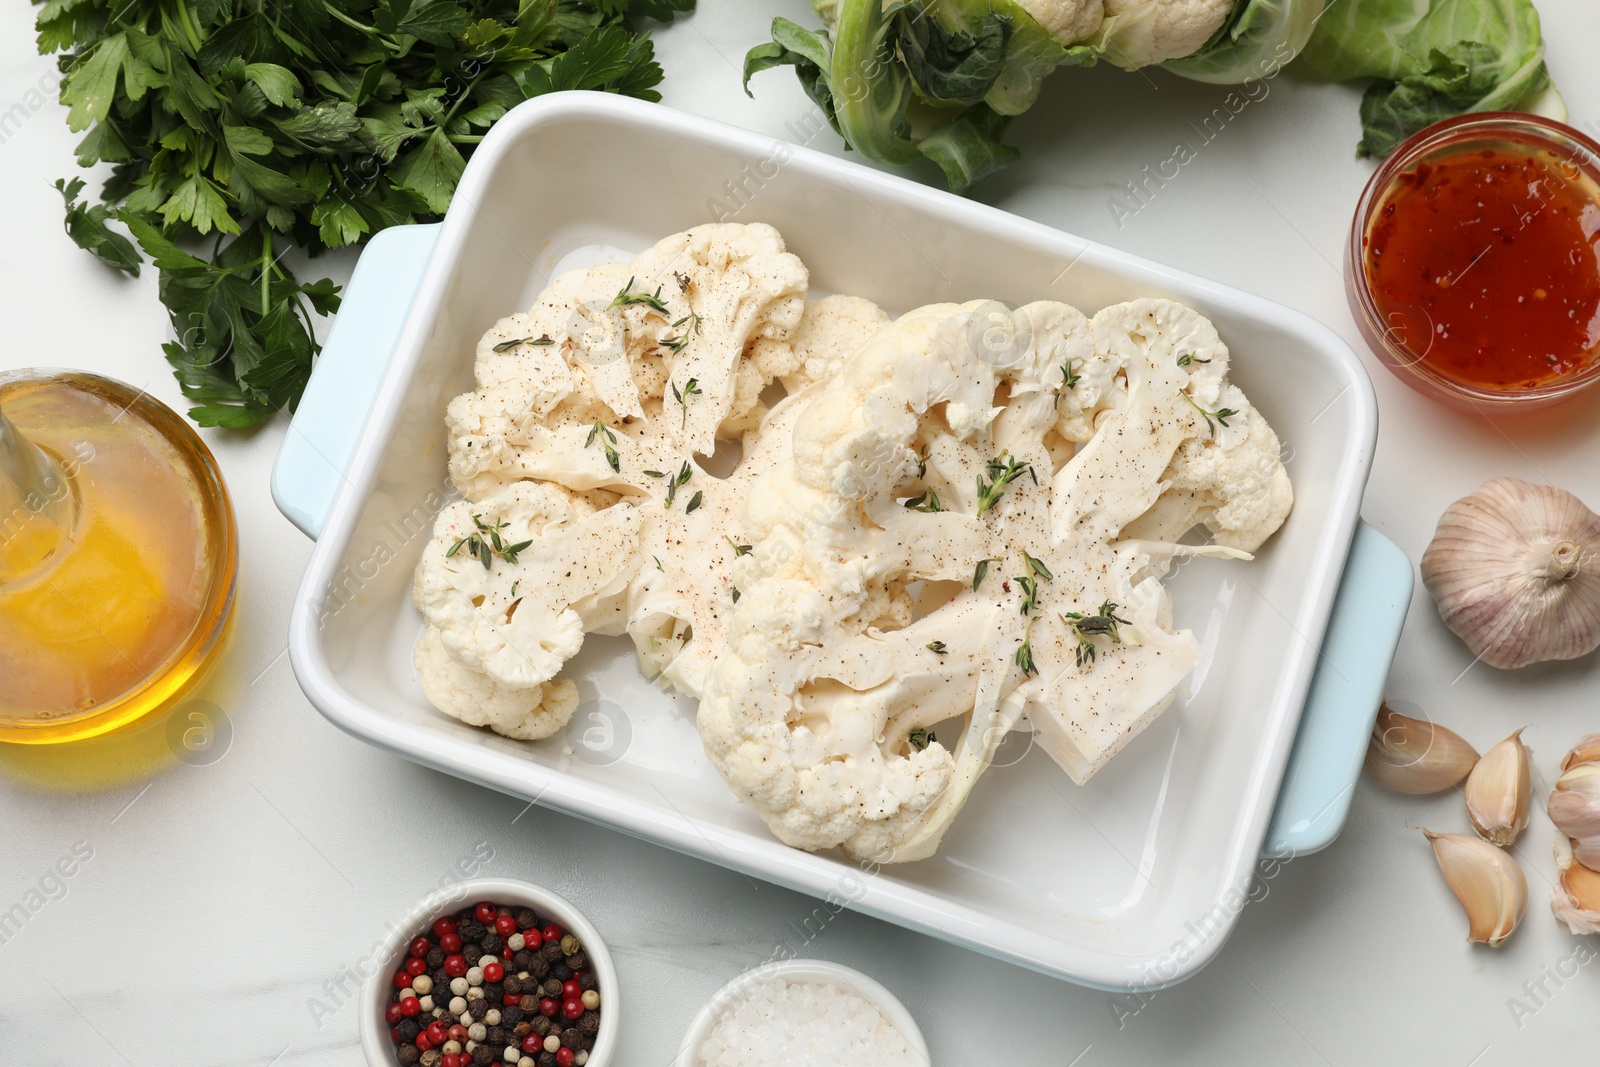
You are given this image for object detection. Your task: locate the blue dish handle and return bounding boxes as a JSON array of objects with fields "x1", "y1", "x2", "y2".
[
  {"x1": 1262, "y1": 522, "x2": 1413, "y2": 858},
  {"x1": 270, "y1": 222, "x2": 1411, "y2": 859},
  {"x1": 271, "y1": 223, "x2": 442, "y2": 540}
]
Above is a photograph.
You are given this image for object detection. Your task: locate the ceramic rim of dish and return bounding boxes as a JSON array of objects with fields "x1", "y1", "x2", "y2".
[
  {"x1": 359, "y1": 876, "x2": 620, "y2": 1067},
  {"x1": 671, "y1": 958, "x2": 930, "y2": 1067},
  {"x1": 0, "y1": 370, "x2": 238, "y2": 744},
  {"x1": 1345, "y1": 111, "x2": 1600, "y2": 411}
]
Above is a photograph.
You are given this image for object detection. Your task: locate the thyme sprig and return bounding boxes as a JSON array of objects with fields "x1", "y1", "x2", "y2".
[
  {"x1": 1183, "y1": 392, "x2": 1238, "y2": 439},
  {"x1": 926, "y1": 640, "x2": 947, "y2": 655},
  {"x1": 671, "y1": 377, "x2": 702, "y2": 429},
  {"x1": 1177, "y1": 353, "x2": 1211, "y2": 366},
  {"x1": 447, "y1": 515, "x2": 532, "y2": 571},
  {"x1": 976, "y1": 455, "x2": 1034, "y2": 514},
  {"x1": 909, "y1": 728, "x2": 937, "y2": 750},
  {"x1": 610, "y1": 276, "x2": 670, "y2": 314},
  {"x1": 1061, "y1": 601, "x2": 1132, "y2": 668},
  {"x1": 973, "y1": 557, "x2": 997, "y2": 592},
  {"x1": 1023, "y1": 551, "x2": 1053, "y2": 581},
  {"x1": 664, "y1": 461, "x2": 693, "y2": 508},
  {"x1": 1056, "y1": 360, "x2": 1081, "y2": 404},
  {"x1": 1015, "y1": 619, "x2": 1038, "y2": 677},
  {"x1": 660, "y1": 311, "x2": 704, "y2": 353},
  {"x1": 584, "y1": 420, "x2": 621, "y2": 473},
  {"x1": 726, "y1": 537, "x2": 753, "y2": 556},
  {"x1": 903, "y1": 489, "x2": 943, "y2": 513},
  {"x1": 1013, "y1": 574, "x2": 1041, "y2": 615},
  {"x1": 493, "y1": 334, "x2": 555, "y2": 352}
]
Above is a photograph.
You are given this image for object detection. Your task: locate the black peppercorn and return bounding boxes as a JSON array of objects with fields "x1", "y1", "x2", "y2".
[
  {"x1": 471, "y1": 1046, "x2": 493, "y2": 1067},
  {"x1": 512, "y1": 1021, "x2": 533, "y2": 1039},
  {"x1": 397, "y1": 1045, "x2": 421, "y2": 1066},
  {"x1": 542, "y1": 978, "x2": 562, "y2": 998},
  {"x1": 481, "y1": 932, "x2": 503, "y2": 955},
  {"x1": 520, "y1": 995, "x2": 539, "y2": 1013},
  {"x1": 530, "y1": 957, "x2": 551, "y2": 980},
  {"x1": 484, "y1": 982, "x2": 504, "y2": 1001},
  {"x1": 486, "y1": 1026, "x2": 506, "y2": 1046},
  {"x1": 561, "y1": 1027, "x2": 581, "y2": 1048},
  {"x1": 503, "y1": 976, "x2": 523, "y2": 998},
  {"x1": 538, "y1": 1054, "x2": 557, "y2": 1067},
  {"x1": 552, "y1": 963, "x2": 572, "y2": 982},
  {"x1": 577, "y1": 973, "x2": 598, "y2": 992},
  {"x1": 540, "y1": 942, "x2": 563, "y2": 963},
  {"x1": 579, "y1": 1033, "x2": 595, "y2": 1052},
  {"x1": 530, "y1": 1015, "x2": 553, "y2": 1038},
  {"x1": 425, "y1": 946, "x2": 445, "y2": 968},
  {"x1": 566, "y1": 952, "x2": 588, "y2": 971},
  {"x1": 458, "y1": 918, "x2": 487, "y2": 942},
  {"x1": 502, "y1": 1004, "x2": 524, "y2": 1025},
  {"x1": 512, "y1": 949, "x2": 534, "y2": 971},
  {"x1": 461, "y1": 942, "x2": 484, "y2": 963},
  {"x1": 577, "y1": 1012, "x2": 599, "y2": 1037},
  {"x1": 514, "y1": 907, "x2": 538, "y2": 928},
  {"x1": 398, "y1": 1019, "x2": 423, "y2": 1042}
]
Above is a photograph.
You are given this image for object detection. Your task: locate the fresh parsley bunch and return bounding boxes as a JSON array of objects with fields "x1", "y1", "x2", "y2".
[{"x1": 37, "y1": 0, "x2": 694, "y2": 427}]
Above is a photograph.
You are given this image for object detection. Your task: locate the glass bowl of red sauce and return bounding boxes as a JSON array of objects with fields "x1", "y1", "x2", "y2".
[{"x1": 1347, "y1": 112, "x2": 1600, "y2": 410}]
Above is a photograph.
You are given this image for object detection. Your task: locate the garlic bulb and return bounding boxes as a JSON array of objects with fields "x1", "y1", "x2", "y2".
[
  {"x1": 1463, "y1": 729, "x2": 1531, "y2": 846},
  {"x1": 1420, "y1": 478, "x2": 1600, "y2": 670},
  {"x1": 1365, "y1": 703, "x2": 1479, "y2": 794},
  {"x1": 1551, "y1": 835, "x2": 1600, "y2": 935},
  {"x1": 1423, "y1": 829, "x2": 1527, "y2": 947},
  {"x1": 1549, "y1": 736, "x2": 1600, "y2": 869}
]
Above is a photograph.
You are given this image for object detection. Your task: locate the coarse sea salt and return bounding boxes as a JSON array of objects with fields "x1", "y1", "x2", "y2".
[{"x1": 697, "y1": 977, "x2": 918, "y2": 1067}]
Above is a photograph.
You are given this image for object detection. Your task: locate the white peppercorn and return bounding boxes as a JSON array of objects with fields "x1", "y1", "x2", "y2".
[
  {"x1": 412, "y1": 975, "x2": 434, "y2": 995},
  {"x1": 450, "y1": 996, "x2": 467, "y2": 1016},
  {"x1": 451, "y1": 977, "x2": 469, "y2": 996},
  {"x1": 485, "y1": 1008, "x2": 502, "y2": 1026},
  {"x1": 467, "y1": 966, "x2": 484, "y2": 987},
  {"x1": 468, "y1": 1022, "x2": 487, "y2": 1042}
]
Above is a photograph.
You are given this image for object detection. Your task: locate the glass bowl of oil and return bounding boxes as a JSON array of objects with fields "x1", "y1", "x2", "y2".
[{"x1": 0, "y1": 371, "x2": 237, "y2": 744}]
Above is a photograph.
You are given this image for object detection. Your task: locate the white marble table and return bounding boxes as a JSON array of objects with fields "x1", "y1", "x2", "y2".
[{"x1": 2, "y1": 2, "x2": 1598, "y2": 1062}]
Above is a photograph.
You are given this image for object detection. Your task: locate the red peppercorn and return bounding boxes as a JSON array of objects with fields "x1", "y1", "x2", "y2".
[
  {"x1": 443, "y1": 955, "x2": 467, "y2": 978},
  {"x1": 409, "y1": 936, "x2": 431, "y2": 958},
  {"x1": 561, "y1": 979, "x2": 580, "y2": 1000},
  {"x1": 385, "y1": 1003, "x2": 403, "y2": 1025},
  {"x1": 399, "y1": 996, "x2": 421, "y2": 1018},
  {"x1": 433, "y1": 917, "x2": 458, "y2": 938},
  {"x1": 522, "y1": 1034, "x2": 542, "y2": 1054},
  {"x1": 390, "y1": 1026, "x2": 401, "y2": 1045},
  {"x1": 405, "y1": 957, "x2": 428, "y2": 977},
  {"x1": 415, "y1": 1033, "x2": 433, "y2": 1053},
  {"x1": 562, "y1": 998, "x2": 584, "y2": 1020},
  {"x1": 443, "y1": 1056, "x2": 461, "y2": 1067},
  {"x1": 539, "y1": 998, "x2": 559, "y2": 1018},
  {"x1": 522, "y1": 929, "x2": 543, "y2": 950},
  {"x1": 504, "y1": 993, "x2": 520, "y2": 1006},
  {"x1": 425, "y1": 1020, "x2": 448, "y2": 1044},
  {"x1": 494, "y1": 914, "x2": 518, "y2": 937},
  {"x1": 440, "y1": 932, "x2": 462, "y2": 954},
  {"x1": 541, "y1": 923, "x2": 563, "y2": 943},
  {"x1": 556, "y1": 1050, "x2": 575, "y2": 1067},
  {"x1": 447, "y1": 1024, "x2": 467, "y2": 1042},
  {"x1": 483, "y1": 963, "x2": 505, "y2": 983},
  {"x1": 474, "y1": 901, "x2": 498, "y2": 924},
  {"x1": 393, "y1": 971, "x2": 413, "y2": 990}
]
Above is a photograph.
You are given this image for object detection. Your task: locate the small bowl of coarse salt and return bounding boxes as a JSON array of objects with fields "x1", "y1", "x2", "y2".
[{"x1": 673, "y1": 959, "x2": 930, "y2": 1067}]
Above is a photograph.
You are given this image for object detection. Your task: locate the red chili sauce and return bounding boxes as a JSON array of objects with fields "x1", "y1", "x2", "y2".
[{"x1": 1364, "y1": 144, "x2": 1600, "y2": 391}]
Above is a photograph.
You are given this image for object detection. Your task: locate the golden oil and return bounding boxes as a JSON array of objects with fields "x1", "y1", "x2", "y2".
[{"x1": 0, "y1": 372, "x2": 236, "y2": 743}]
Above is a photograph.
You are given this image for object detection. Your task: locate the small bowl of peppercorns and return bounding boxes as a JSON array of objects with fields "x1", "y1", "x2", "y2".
[{"x1": 360, "y1": 877, "x2": 616, "y2": 1067}]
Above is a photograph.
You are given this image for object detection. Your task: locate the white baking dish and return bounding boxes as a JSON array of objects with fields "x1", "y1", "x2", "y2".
[{"x1": 274, "y1": 93, "x2": 1410, "y2": 991}]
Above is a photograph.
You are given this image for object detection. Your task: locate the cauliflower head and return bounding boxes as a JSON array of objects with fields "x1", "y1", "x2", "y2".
[
  {"x1": 700, "y1": 296, "x2": 1293, "y2": 860},
  {"x1": 413, "y1": 627, "x2": 581, "y2": 741},
  {"x1": 1096, "y1": 0, "x2": 1236, "y2": 67}
]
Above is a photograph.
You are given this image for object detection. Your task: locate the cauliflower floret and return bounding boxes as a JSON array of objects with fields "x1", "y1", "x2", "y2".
[
  {"x1": 1015, "y1": 0, "x2": 1106, "y2": 45},
  {"x1": 1098, "y1": 0, "x2": 1235, "y2": 67},
  {"x1": 412, "y1": 482, "x2": 642, "y2": 688},
  {"x1": 757, "y1": 295, "x2": 892, "y2": 394},
  {"x1": 413, "y1": 627, "x2": 580, "y2": 741}
]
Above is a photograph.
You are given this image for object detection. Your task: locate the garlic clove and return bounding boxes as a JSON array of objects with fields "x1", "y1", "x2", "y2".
[
  {"x1": 1561, "y1": 733, "x2": 1600, "y2": 772},
  {"x1": 1551, "y1": 835, "x2": 1600, "y2": 935},
  {"x1": 1419, "y1": 478, "x2": 1600, "y2": 670},
  {"x1": 1463, "y1": 729, "x2": 1531, "y2": 846},
  {"x1": 1365, "y1": 703, "x2": 1480, "y2": 794},
  {"x1": 1423, "y1": 829, "x2": 1527, "y2": 947},
  {"x1": 1548, "y1": 764, "x2": 1600, "y2": 842}
]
